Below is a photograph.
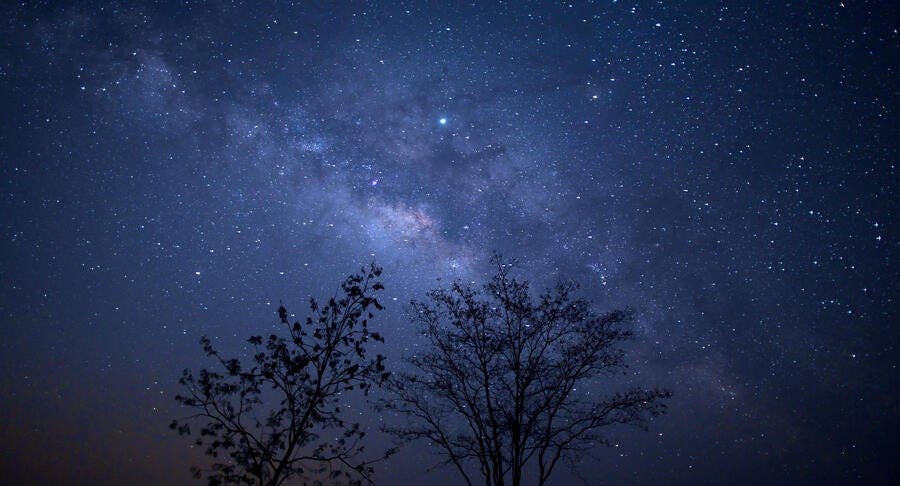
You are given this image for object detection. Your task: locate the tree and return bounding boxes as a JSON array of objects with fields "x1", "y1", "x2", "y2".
[
  {"x1": 171, "y1": 264, "x2": 392, "y2": 486},
  {"x1": 381, "y1": 256, "x2": 670, "y2": 486}
]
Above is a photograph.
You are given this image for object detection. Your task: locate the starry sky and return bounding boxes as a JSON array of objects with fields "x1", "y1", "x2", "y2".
[{"x1": 1, "y1": 1, "x2": 897, "y2": 484}]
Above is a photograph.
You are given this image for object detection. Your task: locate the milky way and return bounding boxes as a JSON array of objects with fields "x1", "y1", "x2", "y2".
[{"x1": 1, "y1": 2, "x2": 896, "y2": 484}]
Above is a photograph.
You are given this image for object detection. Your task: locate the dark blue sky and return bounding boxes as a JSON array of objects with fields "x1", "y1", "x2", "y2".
[{"x1": 1, "y1": 1, "x2": 896, "y2": 484}]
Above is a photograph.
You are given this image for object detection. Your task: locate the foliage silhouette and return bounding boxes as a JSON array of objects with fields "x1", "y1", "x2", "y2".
[
  {"x1": 171, "y1": 264, "x2": 392, "y2": 486},
  {"x1": 380, "y1": 255, "x2": 671, "y2": 486}
]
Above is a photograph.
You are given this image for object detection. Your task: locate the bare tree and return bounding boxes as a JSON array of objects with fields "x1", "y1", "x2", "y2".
[
  {"x1": 381, "y1": 256, "x2": 670, "y2": 486},
  {"x1": 171, "y1": 264, "x2": 393, "y2": 486}
]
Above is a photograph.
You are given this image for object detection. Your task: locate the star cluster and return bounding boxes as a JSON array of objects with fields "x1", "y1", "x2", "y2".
[{"x1": 0, "y1": 2, "x2": 896, "y2": 484}]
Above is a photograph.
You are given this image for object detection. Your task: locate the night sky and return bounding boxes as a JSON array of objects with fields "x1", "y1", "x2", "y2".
[{"x1": 1, "y1": 1, "x2": 897, "y2": 484}]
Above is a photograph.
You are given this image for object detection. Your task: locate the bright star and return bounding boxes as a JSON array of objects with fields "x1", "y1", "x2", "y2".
[{"x1": 439, "y1": 117, "x2": 447, "y2": 125}]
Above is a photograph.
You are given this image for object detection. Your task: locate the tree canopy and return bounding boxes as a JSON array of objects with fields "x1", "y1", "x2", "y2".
[
  {"x1": 171, "y1": 264, "x2": 391, "y2": 486},
  {"x1": 381, "y1": 256, "x2": 670, "y2": 486}
]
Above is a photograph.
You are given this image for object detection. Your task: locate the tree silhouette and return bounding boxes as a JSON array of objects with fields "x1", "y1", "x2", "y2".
[
  {"x1": 171, "y1": 264, "x2": 392, "y2": 486},
  {"x1": 381, "y1": 256, "x2": 670, "y2": 486}
]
